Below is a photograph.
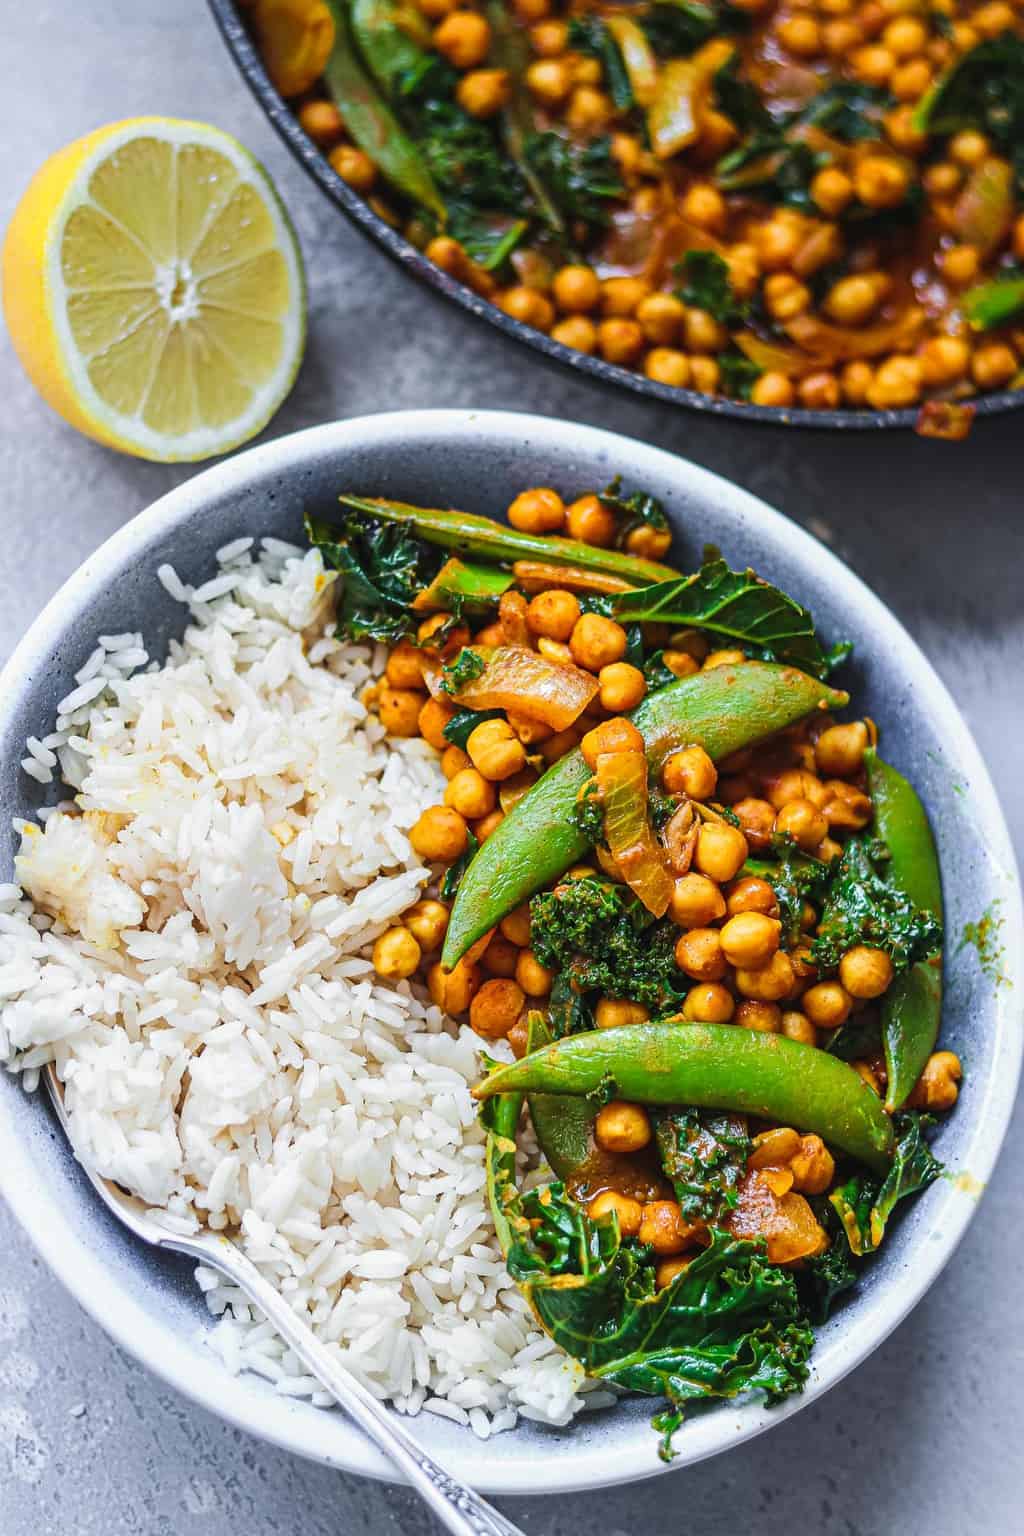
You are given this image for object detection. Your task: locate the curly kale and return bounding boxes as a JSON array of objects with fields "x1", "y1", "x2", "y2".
[
  {"x1": 597, "y1": 476, "x2": 670, "y2": 539},
  {"x1": 829, "y1": 1113, "x2": 943, "y2": 1256},
  {"x1": 305, "y1": 513, "x2": 440, "y2": 644},
  {"x1": 440, "y1": 647, "x2": 487, "y2": 695},
  {"x1": 811, "y1": 836, "x2": 943, "y2": 973},
  {"x1": 523, "y1": 133, "x2": 624, "y2": 231},
  {"x1": 676, "y1": 250, "x2": 748, "y2": 324},
  {"x1": 529, "y1": 877, "x2": 683, "y2": 1008},
  {"x1": 655, "y1": 1110, "x2": 751, "y2": 1223},
  {"x1": 570, "y1": 779, "x2": 606, "y2": 843}
]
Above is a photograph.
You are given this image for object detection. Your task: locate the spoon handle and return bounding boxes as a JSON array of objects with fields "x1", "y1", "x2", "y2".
[{"x1": 175, "y1": 1234, "x2": 526, "y2": 1536}]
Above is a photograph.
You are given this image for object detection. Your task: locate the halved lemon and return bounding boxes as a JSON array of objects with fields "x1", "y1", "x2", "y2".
[{"x1": 2, "y1": 118, "x2": 306, "y2": 462}]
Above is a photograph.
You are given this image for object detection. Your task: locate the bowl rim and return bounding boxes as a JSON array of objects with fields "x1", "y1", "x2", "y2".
[
  {"x1": 205, "y1": 0, "x2": 1024, "y2": 434},
  {"x1": 0, "y1": 409, "x2": 1021, "y2": 1495}
]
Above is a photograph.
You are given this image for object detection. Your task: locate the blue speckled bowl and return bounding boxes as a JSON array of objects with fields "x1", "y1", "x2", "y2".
[{"x1": 0, "y1": 412, "x2": 1020, "y2": 1494}]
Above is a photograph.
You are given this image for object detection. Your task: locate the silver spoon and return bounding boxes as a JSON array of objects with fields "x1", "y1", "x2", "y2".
[{"x1": 44, "y1": 1064, "x2": 526, "y2": 1536}]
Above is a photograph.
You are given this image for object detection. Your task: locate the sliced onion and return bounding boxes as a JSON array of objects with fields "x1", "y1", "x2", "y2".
[
  {"x1": 595, "y1": 750, "x2": 674, "y2": 917},
  {"x1": 448, "y1": 645, "x2": 598, "y2": 731}
]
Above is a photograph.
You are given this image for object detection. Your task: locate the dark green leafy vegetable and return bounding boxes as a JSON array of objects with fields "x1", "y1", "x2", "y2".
[
  {"x1": 305, "y1": 512, "x2": 437, "y2": 643},
  {"x1": 655, "y1": 1109, "x2": 751, "y2": 1223},
  {"x1": 442, "y1": 707, "x2": 504, "y2": 750},
  {"x1": 546, "y1": 971, "x2": 596, "y2": 1039},
  {"x1": 641, "y1": 0, "x2": 721, "y2": 58},
  {"x1": 569, "y1": 778, "x2": 606, "y2": 844},
  {"x1": 523, "y1": 133, "x2": 624, "y2": 232},
  {"x1": 440, "y1": 828, "x2": 479, "y2": 902},
  {"x1": 746, "y1": 844, "x2": 831, "y2": 943},
  {"x1": 812, "y1": 836, "x2": 943, "y2": 974},
  {"x1": 712, "y1": 55, "x2": 773, "y2": 137},
  {"x1": 716, "y1": 137, "x2": 823, "y2": 211},
  {"x1": 440, "y1": 647, "x2": 487, "y2": 694},
  {"x1": 529, "y1": 877, "x2": 683, "y2": 1008},
  {"x1": 830, "y1": 1112, "x2": 942, "y2": 1256},
  {"x1": 597, "y1": 476, "x2": 670, "y2": 539},
  {"x1": 643, "y1": 650, "x2": 677, "y2": 691},
  {"x1": 825, "y1": 1009, "x2": 883, "y2": 1063},
  {"x1": 914, "y1": 38, "x2": 1024, "y2": 186},
  {"x1": 963, "y1": 268, "x2": 1024, "y2": 330},
  {"x1": 799, "y1": 1205, "x2": 859, "y2": 1323},
  {"x1": 717, "y1": 349, "x2": 762, "y2": 401},
  {"x1": 568, "y1": 16, "x2": 633, "y2": 110},
  {"x1": 799, "y1": 81, "x2": 893, "y2": 140},
  {"x1": 677, "y1": 250, "x2": 747, "y2": 324}
]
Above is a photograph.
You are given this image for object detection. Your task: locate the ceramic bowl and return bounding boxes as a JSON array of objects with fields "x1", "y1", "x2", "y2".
[{"x1": 0, "y1": 411, "x2": 1020, "y2": 1494}]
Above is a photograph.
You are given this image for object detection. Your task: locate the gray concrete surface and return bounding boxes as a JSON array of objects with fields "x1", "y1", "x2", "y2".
[{"x1": 1, "y1": 3, "x2": 1022, "y2": 1532}]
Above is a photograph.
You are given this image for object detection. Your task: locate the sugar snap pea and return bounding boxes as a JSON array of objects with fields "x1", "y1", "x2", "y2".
[
  {"x1": 475, "y1": 1023, "x2": 895, "y2": 1173},
  {"x1": 524, "y1": 1010, "x2": 592, "y2": 1178},
  {"x1": 866, "y1": 748, "x2": 943, "y2": 1111},
  {"x1": 441, "y1": 662, "x2": 847, "y2": 968}
]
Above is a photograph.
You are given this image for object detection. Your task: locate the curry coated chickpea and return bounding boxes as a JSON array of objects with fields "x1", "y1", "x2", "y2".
[
  {"x1": 499, "y1": 286, "x2": 555, "y2": 330},
  {"x1": 811, "y1": 165, "x2": 855, "y2": 216},
  {"x1": 682, "y1": 982, "x2": 735, "y2": 1022},
  {"x1": 841, "y1": 360, "x2": 874, "y2": 406},
  {"x1": 764, "y1": 273, "x2": 812, "y2": 321},
  {"x1": 726, "y1": 876, "x2": 778, "y2": 918},
  {"x1": 566, "y1": 493, "x2": 618, "y2": 546},
  {"x1": 567, "y1": 84, "x2": 614, "y2": 132},
  {"x1": 298, "y1": 99, "x2": 345, "y2": 147},
  {"x1": 329, "y1": 145, "x2": 377, "y2": 193},
  {"x1": 385, "y1": 641, "x2": 426, "y2": 690},
  {"x1": 483, "y1": 935, "x2": 520, "y2": 977},
  {"x1": 507, "y1": 486, "x2": 564, "y2": 533},
  {"x1": 645, "y1": 349, "x2": 692, "y2": 388},
  {"x1": 551, "y1": 315, "x2": 598, "y2": 353},
  {"x1": 466, "y1": 719, "x2": 526, "y2": 782},
  {"x1": 469, "y1": 977, "x2": 525, "y2": 1040},
  {"x1": 670, "y1": 873, "x2": 727, "y2": 929},
  {"x1": 683, "y1": 307, "x2": 726, "y2": 353},
  {"x1": 527, "y1": 588, "x2": 580, "y2": 641},
  {"x1": 754, "y1": 216, "x2": 802, "y2": 271},
  {"x1": 655, "y1": 1257, "x2": 691, "y2": 1289},
  {"x1": 372, "y1": 925, "x2": 422, "y2": 981},
  {"x1": 594, "y1": 1100, "x2": 653, "y2": 1154},
  {"x1": 735, "y1": 951, "x2": 795, "y2": 1002},
  {"x1": 410, "y1": 804, "x2": 469, "y2": 862},
  {"x1": 529, "y1": 17, "x2": 567, "y2": 54},
  {"x1": 814, "y1": 720, "x2": 868, "y2": 777},
  {"x1": 432, "y1": 9, "x2": 491, "y2": 68},
  {"x1": 598, "y1": 317, "x2": 646, "y2": 365},
  {"x1": 941, "y1": 245, "x2": 980, "y2": 288},
  {"x1": 662, "y1": 745, "x2": 718, "y2": 800},
  {"x1": 674, "y1": 927, "x2": 728, "y2": 982},
  {"x1": 775, "y1": 797, "x2": 829, "y2": 852},
  {"x1": 625, "y1": 523, "x2": 673, "y2": 560},
  {"x1": 918, "y1": 335, "x2": 971, "y2": 388},
  {"x1": 751, "y1": 372, "x2": 796, "y2": 409},
  {"x1": 908, "y1": 1050, "x2": 962, "y2": 1111},
  {"x1": 456, "y1": 66, "x2": 510, "y2": 117},
  {"x1": 602, "y1": 276, "x2": 651, "y2": 317},
  {"x1": 839, "y1": 945, "x2": 894, "y2": 999},
  {"x1": 427, "y1": 956, "x2": 480, "y2": 1014},
  {"x1": 636, "y1": 292, "x2": 686, "y2": 344},
  {"x1": 663, "y1": 650, "x2": 699, "y2": 677},
  {"x1": 781, "y1": 1009, "x2": 817, "y2": 1046},
  {"x1": 694, "y1": 821, "x2": 749, "y2": 883},
  {"x1": 445, "y1": 767, "x2": 496, "y2": 820},
  {"x1": 499, "y1": 902, "x2": 532, "y2": 947},
  {"x1": 689, "y1": 357, "x2": 720, "y2": 393},
  {"x1": 681, "y1": 182, "x2": 727, "y2": 233},
  {"x1": 588, "y1": 1190, "x2": 643, "y2": 1237},
  {"x1": 866, "y1": 356, "x2": 922, "y2": 410},
  {"x1": 417, "y1": 695, "x2": 455, "y2": 751},
  {"x1": 776, "y1": 13, "x2": 822, "y2": 55},
  {"x1": 581, "y1": 717, "x2": 645, "y2": 765},
  {"x1": 378, "y1": 687, "x2": 424, "y2": 737},
  {"x1": 720, "y1": 911, "x2": 781, "y2": 969},
  {"x1": 552, "y1": 264, "x2": 601, "y2": 313},
  {"x1": 799, "y1": 371, "x2": 841, "y2": 411},
  {"x1": 403, "y1": 898, "x2": 449, "y2": 952},
  {"x1": 802, "y1": 980, "x2": 853, "y2": 1029},
  {"x1": 823, "y1": 17, "x2": 863, "y2": 55},
  {"x1": 972, "y1": 343, "x2": 1018, "y2": 391},
  {"x1": 598, "y1": 662, "x2": 646, "y2": 712},
  {"x1": 766, "y1": 769, "x2": 826, "y2": 810},
  {"x1": 790, "y1": 1135, "x2": 835, "y2": 1194},
  {"x1": 639, "y1": 1201, "x2": 694, "y2": 1255},
  {"x1": 825, "y1": 273, "x2": 884, "y2": 325},
  {"x1": 571, "y1": 613, "x2": 629, "y2": 672},
  {"x1": 732, "y1": 797, "x2": 776, "y2": 851},
  {"x1": 595, "y1": 997, "x2": 650, "y2": 1029},
  {"x1": 851, "y1": 43, "x2": 895, "y2": 84},
  {"x1": 515, "y1": 948, "x2": 553, "y2": 997},
  {"x1": 734, "y1": 999, "x2": 783, "y2": 1032},
  {"x1": 441, "y1": 744, "x2": 471, "y2": 779}
]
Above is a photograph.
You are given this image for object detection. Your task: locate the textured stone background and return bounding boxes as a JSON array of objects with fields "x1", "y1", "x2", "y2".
[{"x1": 1, "y1": 3, "x2": 1022, "y2": 1532}]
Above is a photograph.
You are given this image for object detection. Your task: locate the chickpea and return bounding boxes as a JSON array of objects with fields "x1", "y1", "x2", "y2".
[
  {"x1": 802, "y1": 980, "x2": 853, "y2": 1029},
  {"x1": 749, "y1": 1126, "x2": 801, "y2": 1168},
  {"x1": 823, "y1": 779, "x2": 873, "y2": 830},
  {"x1": 655, "y1": 1256, "x2": 691, "y2": 1289},
  {"x1": 552, "y1": 264, "x2": 601, "y2": 314},
  {"x1": 529, "y1": 17, "x2": 567, "y2": 54},
  {"x1": 775, "y1": 797, "x2": 829, "y2": 852},
  {"x1": 572, "y1": 614, "x2": 629, "y2": 673},
  {"x1": 444, "y1": 767, "x2": 496, "y2": 821},
  {"x1": 951, "y1": 130, "x2": 990, "y2": 168},
  {"x1": 298, "y1": 99, "x2": 345, "y2": 148},
  {"x1": 841, "y1": 359, "x2": 874, "y2": 406},
  {"x1": 662, "y1": 650, "x2": 699, "y2": 677},
  {"x1": 918, "y1": 335, "x2": 970, "y2": 388},
  {"x1": 602, "y1": 276, "x2": 651, "y2": 317},
  {"x1": 636, "y1": 292, "x2": 686, "y2": 345},
  {"x1": 726, "y1": 876, "x2": 778, "y2": 918},
  {"x1": 681, "y1": 182, "x2": 727, "y2": 233},
  {"x1": 674, "y1": 927, "x2": 728, "y2": 982},
  {"x1": 777, "y1": 13, "x2": 822, "y2": 54},
  {"x1": 753, "y1": 215, "x2": 801, "y2": 273},
  {"x1": 372, "y1": 925, "x2": 422, "y2": 981},
  {"x1": 383, "y1": 641, "x2": 423, "y2": 691},
  {"x1": 456, "y1": 66, "x2": 510, "y2": 118},
  {"x1": 469, "y1": 977, "x2": 525, "y2": 1040},
  {"x1": 972, "y1": 343, "x2": 1018, "y2": 391},
  {"x1": 539, "y1": 727, "x2": 580, "y2": 763},
  {"x1": 694, "y1": 821, "x2": 749, "y2": 883},
  {"x1": 662, "y1": 745, "x2": 718, "y2": 800},
  {"x1": 923, "y1": 161, "x2": 961, "y2": 198},
  {"x1": 885, "y1": 102, "x2": 928, "y2": 151},
  {"x1": 815, "y1": 720, "x2": 868, "y2": 777},
  {"x1": 731, "y1": 797, "x2": 776, "y2": 851},
  {"x1": 378, "y1": 686, "x2": 424, "y2": 737},
  {"x1": 551, "y1": 315, "x2": 598, "y2": 353},
  {"x1": 482, "y1": 936, "x2": 520, "y2": 979},
  {"x1": 595, "y1": 1099, "x2": 653, "y2": 1153},
  {"x1": 595, "y1": 997, "x2": 650, "y2": 1029},
  {"x1": 908, "y1": 1050, "x2": 962, "y2": 1111},
  {"x1": 464, "y1": 719, "x2": 525, "y2": 783},
  {"x1": 851, "y1": 43, "x2": 895, "y2": 84},
  {"x1": 588, "y1": 1190, "x2": 643, "y2": 1236},
  {"x1": 941, "y1": 244, "x2": 980, "y2": 287},
  {"x1": 567, "y1": 84, "x2": 615, "y2": 132},
  {"x1": 751, "y1": 372, "x2": 796, "y2": 409},
  {"x1": 683, "y1": 307, "x2": 726, "y2": 353},
  {"x1": 514, "y1": 0, "x2": 551, "y2": 20},
  {"x1": 514, "y1": 948, "x2": 553, "y2": 998},
  {"x1": 818, "y1": 835, "x2": 843, "y2": 863},
  {"x1": 720, "y1": 911, "x2": 782, "y2": 969},
  {"x1": 781, "y1": 1009, "x2": 817, "y2": 1046},
  {"x1": 682, "y1": 982, "x2": 736, "y2": 1022},
  {"x1": 882, "y1": 15, "x2": 926, "y2": 55},
  {"x1": 790, "y1": 1134, "x2": 835, "y2": 1194},
  {"x1": 329, "y1": 144, "x2": 377, "y2": 193},
  {"x1": 417, "y1": 695, "x2": 456, "y2": 750},
  {"x1": 727, "y1": 242, "x2": 761, "y2": 300},
  {"x1": 670, "y1": 872, "x2": 727, "y2": 928},
  {"x1": 433, "y1": 10, "x2": 491, "y2": 68},
  {"x1": 689, "y1": 356, "x2": 721, "y2": 393},
  {"x1": 645, "y1": 349, "x2": 692, "y2": 388},
  {"x1": 866, "y1": 356, "x2": 922, "y2": 409},
  {"x1": 799, "y1": 370, "x2": 840, "y2": 411},
  {"x1": 598, "y1": 317, "x2": 645, "y2": 365},
  {"x1": 626, "y1": 523, "x2": 673, "y2": 560},
  {"x1": 566, "y1": 493, "x2": 618, "y2": 547},
  {"x1": 410, "y1": 804, "x2": 469, "y2": 862},
  {"x1": 639, "y1": 1200, "x2": 695, "y2": 1255},
  {"x1": 823, "y1": 18, "x2": 863, "y2": 55},
  {"x1": 427, "y1": 956, "x2": 480, "y2": 1014},
  {"x1": 735, "y1": 1000, "x2": 783, "y2": 1032},
  {"x1": 950, "y1": 21, "x2": 979, "y2": 53},
  {"x1": 890, "y1": 58, "x2": 932, "y2": 103},
  {"x1": 417, "y1": 0, "x2": 458, "y2": 15},
  {"x1": 840, "y1": 945, "x2": 895, "y2": 999},
  {"x1": 498, "y1": 286, "x2": 555, "y2": 330},
  {"x1": 507, "y1": 486, "x2": 564, "y2": 533},
  {"x1": 598, "y1": 662, "x2": 646, "y2": 713},
  {"x1": 580, "y1": 722, "x2": 644, "y2": 772},
  {"x1": 610, "y1": 131, "x2": 645, "y2": 179},
  {"x1": 764, "y1": 273, "x2": 812, "y2": 322},
  {"x1": 735, "y1": 951, "x2": 795, "y2": 1002},
  {"x1": 526, "y1": 589, "x2": 579, "y2": 642},
  {"x1": 825, "y1": 273, "x2": 883, "y2": 325},
  {"x1": 499, "y1": 902, "x2": 532, "y2": 947},
  {"x1": 403, "y1": 898, "x2": 449, "y2": 952},
  {"x1": 438, "y1": 743, "x2": 467, "y2": 779},
  {"x1": 765, "y1": 769, "x2": 823, "y2": 810}
]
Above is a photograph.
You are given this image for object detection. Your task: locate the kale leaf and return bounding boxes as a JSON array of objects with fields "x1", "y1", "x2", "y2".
[
  {"x1": 442, "y1": 706, "x2": 504, "y2": 749},
  {"x1": 546, "y1": 970, "x2": 597, "y2": 1039},
  {"x1": 523, "y1": 133, "x2": 624, "y2": 231},
  {"x1": 655, "y1": 1109, "x2": 751, "y2": 1222},
  {"x1": 677, "y1": 250, "x2": 747, "y2": 324},
  {"x1": 963, "y1": 267, "x2": 1024, "y2": 331},
  {"x1": 915, "y1": 37, "x2": 1024, "y2": 185},
  {"x1": 747, "y1": 844, "x2": 833, "y2": 944},
  {"x1": 641, "y1": 0, "x2": 720, "y2": 57},
  {"x1": 643, "y1": 650, "x2": 678, "y2": 691},
  {"x1": 811, "y1": 836, "x2": 943, "y2": 974},
  {"x1": 305, "y1": 513, "x2": 438, "y2": 643},
  {"x1": 570, "y1": 778, "x2": 606, "y2": 843},
  {"x1": 440, "y1": 828, "x2": 479, "y2": 901},
  {"x1": 713, "y1": 55, "x2": 773, "y2": 137},
  {"x1": 830, "y1": 1113, "x2": 942, "y2": 1256},
  {"x1": 529, "y1": 877, "x2": 683, "y2": 1007},
  {"x1": 717, "y1": 349, "x2": 762, "y2": 401},
  {"x1": 597, "y1": 475, "x2": 670, "y2": 536},
  {"x1": 568, "y1": 16, "x2": 633, "y2": 111},
  {"x1": 798, "y1": 1204, "x2": 860, "y2": 1322},
  {"x1": 440, "y1": 647, "x2": 487, "y2": 694}
]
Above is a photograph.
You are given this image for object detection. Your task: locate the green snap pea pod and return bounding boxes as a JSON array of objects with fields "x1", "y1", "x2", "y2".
[
  {"x1": 475, "y1": 1023, "x2": 895, "y2": 1173},
  {"x1": 336, "y1": 495, "x2": 678, "y2": 586},
  {"x1": 322, "y1": 1, "x2": 446, "y2": 222},
  {"x1": 525, "y1": 1010, "x2": 592, "y2": 1179},
  {"x1": 350, "y1": 0, "x2": 432, "y2": 98},
  {"x1": 442, "y1": 662, "x2": 847, "y2": 968},
  {"x1": 411, "y1": 558, "x2": 514, "y2": 613},
  {"x1": 866, "y1": 747, "x2": 943, "y2": 1111}
]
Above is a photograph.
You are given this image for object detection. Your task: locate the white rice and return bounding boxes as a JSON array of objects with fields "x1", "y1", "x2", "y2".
[{"x1": 0, "y1": 539, "x2": 606, "y2": 1434}]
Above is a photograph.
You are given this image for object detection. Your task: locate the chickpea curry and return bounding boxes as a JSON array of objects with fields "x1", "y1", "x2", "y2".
[
  {"x1": 249, "y1": 0, "x2": 1024, "y2": 424},
  {"x1": 307, "y1": 479, "x2": 955, "y2": 1453}
]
